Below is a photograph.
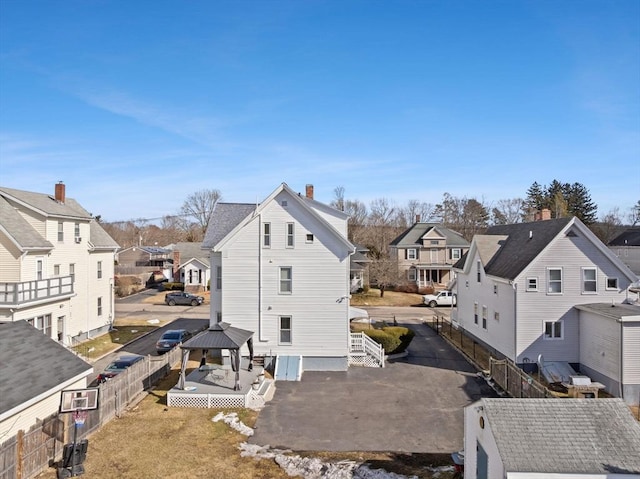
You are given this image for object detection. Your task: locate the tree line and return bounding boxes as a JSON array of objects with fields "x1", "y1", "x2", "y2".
[{"x1": 100, "y1": 182, "x2": 639, "y2": 255}]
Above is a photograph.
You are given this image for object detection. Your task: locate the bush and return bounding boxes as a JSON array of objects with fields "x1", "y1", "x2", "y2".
[
  {"x1": 382, "y1": 326, "x2": 416, "y2": 354},
  {"x1": 363, "y1": 329, "x2": 400, "y2": 354},
  {"x1": 162, "y1": 282, "x2": 185, "y2": 291}
]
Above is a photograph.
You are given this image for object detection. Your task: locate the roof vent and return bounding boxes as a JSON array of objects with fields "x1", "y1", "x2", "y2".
[{"x1": 529, "y1": 230, "x2": 533, "y2": 239}]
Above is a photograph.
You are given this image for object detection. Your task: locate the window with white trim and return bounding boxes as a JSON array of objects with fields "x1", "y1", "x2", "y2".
[
  {"x1": 286, "y1": 223, "x2": 295, "y2": 248},
  {"x1": 407, "y1": 269, "x2": 416, "y2": 281},
  {"x1": 451, "y1": 248, "x2": 461, "y2": 260},
  {"x1": 37, "y1": 259, "x2": 43, "y2": 280},
  {"x1": 306, "y1": 234, "x2": 314, "y2": 243},
  {"x1": 97, "y1": 297, "x2": 103, "y2": 316},
  {"x1": 606, "y1": 277, "x2": 619, "y2": 290},
  {"x1": 482, "y1": 305, "x2": 488, "y2": 329},
  {"x1": 407, "y1": 248, "x2": 417, "y2": 260},
  {"x1": 263, "y1": 223, "x2": 271, "y2": 247},
  {"x1": 54, "y1": 264, "x2": 60, "y2": 276},
  {"x1": 547, "y1": 268, "x2": 562, "y2": 294},
  {"x1": 27, "y1": 314, "x2": 52, "y2": 337},
  {"x1": 544, "y1": 320, "x2": 563, "y2": 339},
  {"x1": 58, "y1": 221, "x2": 64, "y2": 242},
  {"x1": 477, "y1": 260, "x2": 481, "y2": 282},
  {"x1": 69, "y1": 263, "x2": 75, "y2": 280},
  {"x1": 216, "y1": 266, "x2": 222, "y2": 290},
  {"x1": 97, "y1": 261, "x2": 103, "y2": 279},
  {"x1": 279, "y1": 267, "x2": 292, "y2": 294},
  {"x1": 279, "y1": 316, "x2": 292, "y2": 344},
  {"x1": 74, "y1": 222, "x2": 80, "y2": 238},
  {"x1": 582, "y1": 267, "x2": 597, "y2": 293},
  {"x1": 526, "y1": 277, "x2": 538, "y2": 291},
  {"x1": 474, "y1": 302, "x2": 479, "y2": 325}
]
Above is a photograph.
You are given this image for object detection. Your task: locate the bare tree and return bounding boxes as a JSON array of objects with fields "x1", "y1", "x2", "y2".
[
  {"x1": 179, "y1": 189, "x2": 222, "y2": 239},
  {"x1": 331, "y1": 186, "x2": 345, "y2": 212},
  {"x1": 397, "y1": 200, "x2": 436, "y2": 227},
  {"x1": 629, "y1": 200, "x2": 640, "y2": 226},
  {"x1": 592, "y1": 208, "x2": 624, "y2": 243},
  {"x1": 491, "y1": 198, "x2": 525, "y2": 225}
]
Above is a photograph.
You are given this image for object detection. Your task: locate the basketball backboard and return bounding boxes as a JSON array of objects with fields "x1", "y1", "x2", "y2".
[{"x1": 59, "y1": 388, "x2": 99, "y2": 413}]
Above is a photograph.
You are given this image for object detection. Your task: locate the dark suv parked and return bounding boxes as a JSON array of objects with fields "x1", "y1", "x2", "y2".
[
  {"x1": 156, "y1": 329, "x2": 192, "y2": 354},
  {"x1": 164, "y1": 292, "x2": 204, "y2": 306}
]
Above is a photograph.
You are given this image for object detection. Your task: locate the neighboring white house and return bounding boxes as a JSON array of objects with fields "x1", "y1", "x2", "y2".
[
  {"x1": 0, "y1": 320, "x2": 93, "y2": 439},
  {"x1": 608, "y1": 227, "x2": 640, "y2": 277},
  {"x1": 167, "y1": 242, "x2": 210, "y2": 291},
  {"x1": 463, "y1": 397, "x2": 640, "y2": 479},
  {"x1": 452, "y1": 216, "x2": 639, "y2": 403},
  {"x1": 203, "y1": 183, "x2": 355, "y2": 373},
  {"x1": 0, "y1": 183, "x2": 119, "y2": 344}
]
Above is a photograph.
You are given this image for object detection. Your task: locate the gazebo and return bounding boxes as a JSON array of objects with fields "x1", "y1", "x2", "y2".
[{"x1": 178, "y1": 322, "x2": 254, "y2": 391}]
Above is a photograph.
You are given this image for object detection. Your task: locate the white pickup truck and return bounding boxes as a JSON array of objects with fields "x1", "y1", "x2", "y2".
[{"x1": 422, "y1": 290, "x2": 457, "y2": 307}]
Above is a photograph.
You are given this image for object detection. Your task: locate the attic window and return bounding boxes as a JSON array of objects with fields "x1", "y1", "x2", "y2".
[
  {"x1": 306, "y1": 234, "x2": 314, "y2": 243},
  {"x1": 281, "y1": 200, "x2": 288, "y2": 207},
  {"x1": 566, "y1": 230, "x2": 578, "y2": 237}
]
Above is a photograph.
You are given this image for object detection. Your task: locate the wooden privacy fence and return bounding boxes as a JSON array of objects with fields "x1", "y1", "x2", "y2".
[
  {"x1": 0, "y1": 347, "x2": 182, "y2": 479},
  {"x1": 424, "y1": 314, "x2": 554, "y2": 399}
]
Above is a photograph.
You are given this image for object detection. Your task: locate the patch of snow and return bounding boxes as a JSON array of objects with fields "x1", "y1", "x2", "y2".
[
  {"x1": 212, "y1": 412, "x2": 254, "y2": 436},
  {"x1": 147, "y1": 319, "x2": 160, "y2": 324}
]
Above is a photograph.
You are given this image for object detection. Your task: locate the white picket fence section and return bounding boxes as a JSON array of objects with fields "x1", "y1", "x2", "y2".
[{"x1": 349, "y1": 332, "x2": 385, "y2": 368}]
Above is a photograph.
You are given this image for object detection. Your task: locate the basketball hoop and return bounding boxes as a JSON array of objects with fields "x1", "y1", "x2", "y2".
[{"x1": 73, "y1": 409, "x2": 88, "y2": 427}]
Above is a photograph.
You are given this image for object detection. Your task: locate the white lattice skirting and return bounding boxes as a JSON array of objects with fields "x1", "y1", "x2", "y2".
[{"x1": 167, "y1": 380, "x2": 275, "y2": 410}]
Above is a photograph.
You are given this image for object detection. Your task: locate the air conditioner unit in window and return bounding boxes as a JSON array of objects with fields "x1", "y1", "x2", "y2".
[{"x1": 75, "y1": 237, "x2": 82, "y2": 243}]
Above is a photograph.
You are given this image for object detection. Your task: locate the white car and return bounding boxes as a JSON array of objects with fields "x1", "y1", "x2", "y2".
[{"x1": 422, "y1": 290, "x2": 457, "y2": 307}]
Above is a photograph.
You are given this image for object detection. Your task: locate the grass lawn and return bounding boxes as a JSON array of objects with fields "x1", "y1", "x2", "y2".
[
  {"x1": 71, "y1": 325, "x2": 159, "y2": 360},
  {"x1": 350, "y1": 288, "x2": 423, "y2": 307}
]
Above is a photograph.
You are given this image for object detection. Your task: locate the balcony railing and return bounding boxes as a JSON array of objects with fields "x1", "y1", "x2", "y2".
[{"x1": 0, "y1": 275, "x2": 74, "y2": 306}]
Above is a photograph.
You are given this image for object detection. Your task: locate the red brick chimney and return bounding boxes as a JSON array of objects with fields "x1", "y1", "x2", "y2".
[
  {"x1": 55, "y1": 182, "x2": 65, "y2": 204},
  {"x1": 305, "y1": 184, "x2": 314, "y2": 200},
  {"x1": 415, "y1": 214, "x2": 421, "y2": 223},
  {"x1": 534, "y1": 208, "x2": 552, "y2": 221},
  {"x1": 173, "y1": 250, "x2": 181, "y2": 281}
]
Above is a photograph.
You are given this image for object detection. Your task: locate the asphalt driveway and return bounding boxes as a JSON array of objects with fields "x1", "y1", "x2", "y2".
[{"x1": 250, "y1": 308, "x2": 497, "y2": 453}]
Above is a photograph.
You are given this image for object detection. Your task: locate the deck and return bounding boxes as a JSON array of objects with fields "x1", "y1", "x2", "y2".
[{"x1": 167, "y1": 358, "x2": 275, "y2": 410}]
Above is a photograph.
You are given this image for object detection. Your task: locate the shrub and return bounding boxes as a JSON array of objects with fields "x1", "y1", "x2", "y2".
[
  {"x1": 382, "y1": 326, "x2": 416, "y2": 354},
  {"x1": 162, "y1": 282, "x2": 185, "y2": 291},
  {"x1": 363, "y1": 329, "x2": 400, "y2": 354}
]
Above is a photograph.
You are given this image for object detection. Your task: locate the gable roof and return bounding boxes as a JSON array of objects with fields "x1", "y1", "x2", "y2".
[
  {"x1": 0, "y1": 195, "x2": 54, "y2": 251},
  {"x1": 479, "y1": 398, "x2": 640, "y2": 474},
  {"x1": 170, "y1": 242, "x2": 209, "y2": 263},
  {"x1": 0, "y1": 186, "x2": 92, "y2": 220},
  {"x1": 203, "y1": 183, "x2": 354, "y2": 253},
  {"x1": 89, "y1": 220, "x2": 120, "y2": 250},
  {"x1": 0, "y1": 321, "x2": 93, "y2": 420},
  {"x1": 609, "y1": 227, "x2": 640, "y2": 247},
  {"x1": 389, "y1": 223, "x2": 469, "y2": 248},
  {"x1": 202, "y1": 203, "x2": 257, "y2": 249}
]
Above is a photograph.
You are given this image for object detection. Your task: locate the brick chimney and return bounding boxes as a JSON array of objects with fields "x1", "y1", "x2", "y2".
[
  {"x1": 534, "y1": 208, "x2": 552, "y2": 221},
  {"x1": 415, "y1": 214, "x2": 421, "y2": 223},
  {"x1": 55, "y1": 182, "x2": 65, "y2": 204},
  {"x1": 173, "y1": 250, "x2": 181, "y2": 281},
  {"x1": 305, "y1": 184, "x2": 314, "y2": 200}
]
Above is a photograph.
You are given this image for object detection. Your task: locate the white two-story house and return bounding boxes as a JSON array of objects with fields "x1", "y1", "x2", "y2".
[
  {"x1": 0, "y1": 183, "x2": 119, "y2": 344},
  {"x1": 452, "y1": 216, "x2": 640, "y2": 403},
  {"x1": 203, "y1": 183, "x2": 355, "y2": 373}
]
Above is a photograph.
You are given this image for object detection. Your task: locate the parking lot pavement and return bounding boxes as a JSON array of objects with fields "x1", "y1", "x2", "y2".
[{"x1": 250, "y1": 309, "x2": 497, "y2": 453}]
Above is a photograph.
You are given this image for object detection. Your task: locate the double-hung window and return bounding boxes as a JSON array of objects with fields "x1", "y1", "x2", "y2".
[
  {"x1": 263, "y1": 223, "x2": 271, "y2": 248},
  {"x1": 547, "y1": 267, "x2": 562, "y2": 294},
  {"x1": 482, "y1": 305, "x2": 488, "y2": 329},
  {"x1": 582, "y1": 267, "x2": 597, "y2": 293},
  {"x1": 97, "y1": 297, "x2": 103, "y2": 316},
  {"x1": 451, "y1": 248, "x2": 461, "y2": 260},
  {"x1": 474, "y1": 302, "x2": 479, "y2": 325},
  {"x1": 216, "y1": 266, "x2": 222, "y2": 290},
  {"x1": 476, "y1": 261, "x2": 481, "y2": 282},
  {"x1": 279, "y1": 267, "x2": 292, "y2": 294},
  {"x1": 279, "y1": 316, "x2": 292, "y2": 344},
  {"x1": 58, "y1": 222, "x2": 64, "y2": 242},
  {"x1": 407, "y1": 248, "x2": 417, "y2": 260},
  {"x1": 286, "y1": 223, "x2": 295, "y2": 248},
  {"x1": 97, "y1": 261, "x2": 103, "y2": 279},
  {"x1": 544, "y1": 320, "x2": 563, "y2": 339},
  {"x1": 74, "y1": 222, "x2": 80, "y2": 239}
]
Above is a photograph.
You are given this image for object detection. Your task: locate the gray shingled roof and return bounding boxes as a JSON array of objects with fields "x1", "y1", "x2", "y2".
[
  {"x1": 202, "y1": 203, "x2": 256, "y2": 249},
  {"x1": 480, "y1": 398, "x2": 640, "y2": 474},
  {"x1": 0, "y1": 186, "x2": 92, "y2": 219},
  {"x1": 171, "y1": 242, "x2": 209, "y2": 266},
  {"x1": 181, "y1": 322, "x2": 253, "y2": 350},
  {"x1": 0, "y1": 321, "x2": 93, "y2": 416},
  {"x1": 0, "y1": 196, "x2": 53, "y2": 250},
  {"x1": 609, "y1": 227, "x2": 640, "y2": 247},
  {"x1": 390, "y1": 223, "x2": 469, "y2": 248},
  {"x1": 454, "y1": 218, "x2": 573, "y2": 280},
  {"x1": 89, "y1": 220, "x2": 120, "y2": 249}
]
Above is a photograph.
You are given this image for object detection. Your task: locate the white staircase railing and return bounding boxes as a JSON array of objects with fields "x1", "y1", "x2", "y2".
[{"x1": 349, "y1": 332, "x2": 384, "y2": 368}]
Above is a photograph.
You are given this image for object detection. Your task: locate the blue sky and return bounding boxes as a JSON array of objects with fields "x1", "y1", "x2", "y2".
[{"x1": 1, "y1": 0, "x2": 638, "y2": 223}]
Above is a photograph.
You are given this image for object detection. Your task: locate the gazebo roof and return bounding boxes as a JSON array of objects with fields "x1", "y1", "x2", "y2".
[{"x1": 181, "y1": 322, "x2": 253, "y2": 350}]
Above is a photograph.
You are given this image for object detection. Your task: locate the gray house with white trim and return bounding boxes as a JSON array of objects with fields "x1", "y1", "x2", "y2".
[{"x1": 452, "y1": 217, "x2": 639, "y2": 404}]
